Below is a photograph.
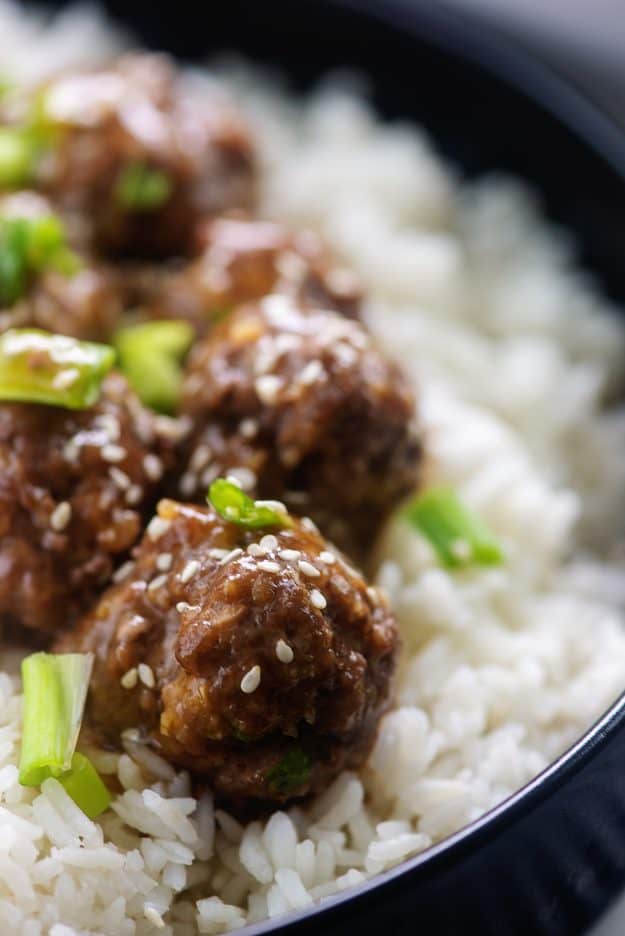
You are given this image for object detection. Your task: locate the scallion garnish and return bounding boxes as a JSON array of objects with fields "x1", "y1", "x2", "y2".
[
  {"x1": 19, "y1": 653, "x2": 110, "y2": 818},
  {"x1": 115, "y1": 162, "x2": 172, "y2": 211},
  {"x1": 405, "y1": 486, "x2": 504, "y2": 569},
  {"x1": 0, "y1": 329, "x2": 115, "y2": 409},
  {"x1": 208, "y1": 478, "x2": 292, "y2": 530},
  {"x1": 0, "y1": 213, "x2": 81, "y2": 306},
  {"x1": 113, "y1": 319, "x2": 193, "y2": 414},
  {"x1": 267, "y1": 749, "x2": 311, "y2": 794}
]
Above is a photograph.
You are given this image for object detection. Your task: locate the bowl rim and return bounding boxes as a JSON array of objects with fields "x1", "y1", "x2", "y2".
[{"x1": 234, "y1": 0, "x2": 625, "y2": 931}]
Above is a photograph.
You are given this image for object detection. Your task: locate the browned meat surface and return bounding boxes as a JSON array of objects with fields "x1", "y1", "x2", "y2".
[
  {"x1": 57, "y1": 498, "x2": 399, "y2": 803},
  {"x1": 177, "y1": 296, "x2": 422, "y2": 558},
  {"x1": 0, "y1": 372, "x2": 180, "y2": 637},
  {"x1": 32, "y1": 54, "x2": 256, "y2": 257},
  {"x1": 126, "y1": 216, "x2": 362, "y2": 337}
]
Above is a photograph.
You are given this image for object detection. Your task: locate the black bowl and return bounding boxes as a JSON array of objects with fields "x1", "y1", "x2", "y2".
[{"x1": 23, "y1": 1, "x2": 625, "y2": 933}]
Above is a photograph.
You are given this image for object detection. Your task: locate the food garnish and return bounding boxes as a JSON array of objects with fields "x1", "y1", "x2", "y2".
[
  {"x1": 208, "y1": 478, "x2": 292, "y2": 529},
  {"x1": 114, "y1": 319, "x2": 193, "y2": 414},
  {"x1": 0, "y1": 213, "x2": 81, "y2": 306},
  {"x1": 115, "y1": 162, "x2": 173, "y2": 211},
  {"x1": 267, "y1": 749, "x2": 311, "y2": 794}
]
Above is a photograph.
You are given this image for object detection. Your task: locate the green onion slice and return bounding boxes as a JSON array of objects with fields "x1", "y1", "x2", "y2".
[
  {"x1": 0, "y1": 128, "x2": 37, "y2": 189},
  {"x1": 208, "y1": 478, "x2": 292, "y2": 530},
  {"x1": 19, "y1": 652, "x2": 94, "y2": 786},
  {"x1": 267, "y1": 749, "x2": 311, "y2": 795},
  {"x1": 115, "y1": 162, "x2": 173, "y2": 211},
  {"x1": 405, "y1": 486, "x2": 504, "y2": 569},
  {"x1": 0, "y1": 214, "x2": 82, "y2": 306},
  {"x1": 0, "y1": 329, "x2": 115, "y2": 409},
  {"x1": 114, "y1": 319, "x2": 193, "y2": 414},
  {"x1": 55, "y1": 752, "x2": 112, "y2": 819}
]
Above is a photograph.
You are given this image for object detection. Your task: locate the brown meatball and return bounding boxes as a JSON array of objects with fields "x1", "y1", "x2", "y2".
[
  {"x1": 0, "y1": 191, "x2": 125, "y2": 341},
  {"x1": 177, "y1": 296, "x2": 422, "y2": 558},
  {"x1": 57, "y1": 498, "x2": 398, "y2": 803},
  {"x1": 127, "y1": 217, "x2": 362, "y2": 337},
  {"x1": 0, "y1": 372, "x2": 179, "y2": 637},
  {"x1": 35, "y1": 53, "x2": 256, "y2": 257}
]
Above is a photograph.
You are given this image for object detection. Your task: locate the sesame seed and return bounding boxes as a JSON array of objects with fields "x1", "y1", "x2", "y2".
[
  {"x1": 247, "y1": 543, "x2": 265, "y2": 557},
  {"x1": 301, "y1": 517, "x2": 319, "y2": 534},
  {"x1": 179, "y1": 472, "x2": 197, "y2": 497},
  {"x1": 367, "y1": 586, "x2": 380, "y2": 604},
  {"x1": 201, "y1": 464, "x2": 219, "y2": 486},
  {"x1": 120, "y1": 667, "x2": 138, "y2": 689},
  {"x1": 319, "y1": 551, "x2": 336, "y2": 565},
  {"x1": 138, "y1": 663, "x2": 155, "y2": 688},
  {"x1": 148, "y1": 573, "x2": 168, "y2": 592},
  {"x1": 101, "y1": 443, "x2": 126, "y2": 463},
  {"x1": 225, "y1": 473, "x2": 243, "y2": 489},
  {"x1": 279, "y1": 549, "x2": 301, "y2": 561},
  {"x1": 50, "y1": 501, "x2": 71, "y2": 532},
  {"x1": 143, "y1": 454, "x2": 163, "y2": 482},
  {"x1": 180, "y1": 559, "x2": 199, "y2": 584},
  {"x1": 176, "y1": 601, "x2": 199, "y2": 613},
  {"x1": 299, "y1": 359, "x2": 326, "y2": 386},
  {"x1": 156, "y1": 553, "x2": 173, "y2": 572},
  {"x1": 147, "y1": 516, "x2": 170, "y2": 541},
  {"x1": 113, "y1": 560, "x2": 135, "y2": 583},
  {"x1": 144, "y1": 906, "x2": 165, "y2": 929},
  {"x1": 310, "y1": 589, "x2": 327, "y2": 610},
  {"x1": 97, "y1": 413, "x2": 121, "y2": 440},
  {"x1": 259, "y1": 534, "x2": 278, "y2": 553},
  {"x1": 189, "y1": 444, "x2": 212, "y2": 472},
  {"x1": 220, "y1": 547, "x2": 243, "y2": 566},
  {"x1": 227, "y1": 466, "x2": 257, "y2": 491},
  {"x1": 255, "y1": 499, "x2": 288, "y2": 515},
  {"x1": 109, "y1": 466, "x2": 131, "y2": 490},
  {"x1": 258, "y1": 559, "x2": 280, "y2": 573},
  {"x1": 255, "y1": 374, "x2": 284, "y2": 405},
  {"x1": 298, "y1": 559, "x2": 320, "y2": 578},
  {"x1": 239, "y1": 418, "x2": 258, "y2": 439},
  {"x1": 62, "y1": 438, "x2": 79, "y2": 463},
  {"x1": 276, "y1": 639, "x2": 294, "y2": 663},
  {"x1": 208, "y1": 548, "x2": 230, "y2": 560},
  {"x1": 52, "y1": 367, "x2": 79, "y2": 390},
  {"x1": 240, "y1": 665, "x2": 261, "y2": 694},
  {"x1": 126, "y1": 484, "x2": 143, "y2": 506}
]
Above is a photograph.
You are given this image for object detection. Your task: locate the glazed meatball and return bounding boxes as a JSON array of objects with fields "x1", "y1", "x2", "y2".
[
  {"x1": 126, "y1": 216, "x2": 362, "y2": 338},
  {"x1": 178, "y1": 295, "x2": 422, "y2": 558},
  {"x1": 0, "y1": 191, "x2": 125, "y2": 341},
  {"x1": 0, "y1": 372, "x2": 179, "y2": 637},
  {"x1": 57, "y1": 497, "x2": 398, "y2": 803},
  {"x1": 31, "y1": 53, "x2": 256, "y2": 257}
]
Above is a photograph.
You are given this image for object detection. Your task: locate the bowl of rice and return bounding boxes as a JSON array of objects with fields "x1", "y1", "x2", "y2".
[{"x1": 2, "y1": 0, "x2": 625, "y2": 934}]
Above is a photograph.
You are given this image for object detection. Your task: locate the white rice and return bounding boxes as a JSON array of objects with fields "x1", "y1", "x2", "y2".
[{"x1": 1, "y1": 2, "x2": 625, "y2": 933}]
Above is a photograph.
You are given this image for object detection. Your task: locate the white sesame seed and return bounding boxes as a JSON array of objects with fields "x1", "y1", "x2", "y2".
[
  {"x1": 299, "y1": 359, "x2": 326, "y2": 386},
  {"x1": 109, "y1": 466, "x2": 131, "y2": 490},
  {"x1": 147, "y1": 516, "x2": 170, "y2": 541},
  {"x1": 126, "y1": 484, "x2": 143, "y2": 506},
  {"x1": 113, "y1": 560, "x2": 135, "y2": 583},
  {"x1": 50, "y1": 501, "x2": 72, "y2": 532},
  {"x1": 247, "y1": 543, "x2": 265, "y2": 557},
  {"x1": 367, "y1": 586, "x2": 380, "y2": 604},
  {"x1": 279, "y1": 549, "x2": 301, "y2": 561},
  {"x1": 259, "y1": 534, "x2": 278, "y2": 553},
  {"x1": 180, "y1": 559, "x2": 200, "y2": 584},
  {"x1": 176, "y1": 601, "x2": 200, "y2": 613},
  {"x1": 240, "y1": 665, "x2": 261, "y2": 694},
  {"x1": 208, "y1": 548, "x2": 230, "y2": 560},
  {"x1": 258, "y1": 559, "x2": 280, "y2": 573},
  {"x1": 225, "y1": 473, "x2": 243, "y2": 489},
  {"x1": 148, "y1": 573, "x2": 168, "y2": 592},
  {"x1": 143, "y1": 454, "x2": 163, "y2": 482},
  {"x1": 319, "y1": 551, "x2": 336, "y2": 565},
  {"x1": 138, "y1": 663, "x2": 155, "y2": 688},
  {"x1": 156, "y1": 553, "x2": 173, "y2": 572},
  {"x1": 120, "y1": 667, "x2": 138, "y2": 689},
  {"x1": 255, "y1": 499, "x2": 288, "y2": 515},
  {"x1": 255, "y1": 374, "x2": 284, "y2": 405},
  {"x1": 276, "y1": 639, "x2": 294, "y2": 663},
  {"x1": 97, "y1": 413, "x2": 121, "y2": 440},
  {"x1": 239, "y1": 418, "x2": 258, "y2": 439},
  {"x1": 301, "y1": 517, "x2": 319, "y2": 534},
  {"x1": 179, "y1": 472, "x2": 197, "y2": 497},
  {"x1": 189, "y1": 444, "x2": 212, "y2": 472},
  {"x1": 101, "y1": 443, "x2": 126, "y2": 463},
  {"x1": 220, "y1": 547, "x2": 243, "y2": 566},
  {"x1": 52, "y1": 367, "x2": 79, "y2": 390},
  {"x1": 298, "y1": 559, "x2": 320, "y2": 578},
  {"x1": 227, "y1": 466, "x2": 257, "y2": 492},
  {"x1": 201, "y1": 464, "x2": 219, "y2": 486},
  {"x1": 62, "y1": 438, "x2": 79, "y2": 463},
  {"x1": 310, "y1": 589, "x2": 327, "y2": 610},
  {"x1": 144, "y1": 906, "x2": 165, "y2": 929}
]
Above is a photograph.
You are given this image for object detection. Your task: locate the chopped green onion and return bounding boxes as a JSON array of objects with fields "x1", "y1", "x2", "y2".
[
  {"x1": 267, "y1": 749, "x2": 311, "y2": 795},
  {"x1": 0, "y1": 329, "x2": 115, "y2": 409},
  {"x1": 0, "y1": 214, "x2": 81, "y2": 306},
  {"x1": 208, "y1": 478, "x2": 292, "y2": 530},
  {"x1": 56, "y1": 752, "x2": 111, "y2": 819},
  {"x1": 0, "y1": 128, "x2": 37, "y2": 188},
  {"x1": 19, "y1": 652, "x2": 94, "y2": 786},
  {"x1": 405, "y1": 486, "x2": 504, "y2": 569},
  {"x1": 114, "y1": 319, "x2": 193, "y2": 414},
  {"x1": 115, "y1": 163, "x2": 172, "y2": 211}
]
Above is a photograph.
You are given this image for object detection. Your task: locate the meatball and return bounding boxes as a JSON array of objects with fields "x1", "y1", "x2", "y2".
[
  {"x1": 57, "y1": 497, "x2": 398, "y2": 803},
  {"x1": 178, "y1": 295, "x2": 422, "y2": 558},
  {"x1": 0, "y1": 372, "x2": 179, "y2": 637},
  {"x1": 33, "y1": 53, "x2": 256, "y2": 257},
  {"x1": 127, "y1": 216, "x2": 362, "y2": 338},
  {"x1": 0, "y1": 191, "x2": 125, "y2": 341}
]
